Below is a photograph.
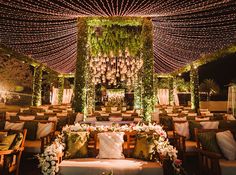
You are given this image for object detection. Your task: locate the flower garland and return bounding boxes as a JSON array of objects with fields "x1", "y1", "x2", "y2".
[{"x1": 38, "y1": 123, "x2": 179, "y2": 175}]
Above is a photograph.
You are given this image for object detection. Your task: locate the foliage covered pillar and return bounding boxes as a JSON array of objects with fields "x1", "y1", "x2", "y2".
[
  {"x1": 32, "y1": 65, "x2": 42, "y2": 106},
  {"x1": 73, "y1": 18, "x2": 88, "y2": 113},
  {"x1": 141, "y1": 18, "x2": 154, "y2": 121},
  {"x1": 58, "y1": 75, "x2": 64, "y2": 105},
  {"x1": 168, "y1": 76, "x2": 174, "y2": 105},
  {"x1": 134, "y1": 72, "x2": 143, "y2": 110},
  {"x1": 153, "y1": 74, "x2": 159, "y2": 105},
  {"x1": 86, "y1": 69, "x2": 95, "y2": 114},
  {"x1": 190, "y1": 65, "x2": 200, "y2": 112}
]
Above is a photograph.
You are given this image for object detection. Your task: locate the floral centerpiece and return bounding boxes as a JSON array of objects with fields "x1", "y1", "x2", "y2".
[{"x1": 38, "y1": 123, "x2": 182, "y2": 175}]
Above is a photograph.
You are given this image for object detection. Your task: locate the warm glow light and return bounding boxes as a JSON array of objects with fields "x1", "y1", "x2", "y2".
[
  {"x1": 90, "y1": 51, "x2": 143, "y2": 86},
  {"x1": 0, "y1": 0, "x2": 235, "y2": 73}
]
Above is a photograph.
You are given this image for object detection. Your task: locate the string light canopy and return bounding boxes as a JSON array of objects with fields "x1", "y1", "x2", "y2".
[{"x1": 0, "y1": 0, "x2": 235, "y2": 74}]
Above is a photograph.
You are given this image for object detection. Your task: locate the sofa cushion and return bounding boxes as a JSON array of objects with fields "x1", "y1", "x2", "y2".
[
  {"x1": 19, "y1": 115, "x2": 35, "y2": 121},
  {"x1": 8, "y1": 130, "x2": 23, "y2": 150},
  {"x1": 195, "y1": 117, "x2": 210, "y2": 121},
  {"x1": 85, "y1": 117, "x2": 97, "y2": 122},
  {"x1": 65, "y1": 132, "x2": 89, "y2": 159},
  {"x1": 36, "y1": 122, "x2": 53, "y2": 139},
  {"x1": 0, "y1": 134, "x2": 16, "y2": 151},
  {"x1": 189, "y1": 121, "x2": 202, "y2": 141},
  {"x1": 4, "y1": 121, "x2": 24, "y2": 130},
  {"x1": 200, "y1": 121, "x2": 219, "y2": 129},
  {"x1": 97, "y1": 132, "x2": 124, "y2": 159},
  {"x1": 109, "y1": 117, "x2": 123, "y2": 122},
  {"x1": 59, "y1": 158, "x2": 163, "y2": 175},
  {"x1": 24, "y1": 140, "x2": 41, "y2": 153},
  {"x1": 174, "y1": 122, "x2": 190, "y2": 139},
  {"x1": 197, "y1": 131, "x2": 221, "y2": 153},
  {"x1": 24, "y1": 121, "x2": 38, "y2": 140},
  {"x1": 216, "y1": 130, "x2": 236, "y2": 160},
  {"x1": 172, "y1": 117, "x2": 186, "y2": 121},
  {"x1": 219, "y1": 159, "x2": 236, "y2": 175},
  {"x1": 133, "y1": 134, "x2": 156, "y2": 161}
]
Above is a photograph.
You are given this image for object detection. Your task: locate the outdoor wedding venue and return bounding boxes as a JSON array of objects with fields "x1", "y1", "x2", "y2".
[{"x1": 0, "y1": 0, "x2": 236, "y2": 175}]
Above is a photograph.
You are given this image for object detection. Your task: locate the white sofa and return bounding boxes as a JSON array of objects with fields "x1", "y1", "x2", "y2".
[
  {"x1": 59, "y1": 158, "x2": 163, "y2": 175},
  {"x1": 58, "y1": 131, "x2": 165, "y2": 175}
]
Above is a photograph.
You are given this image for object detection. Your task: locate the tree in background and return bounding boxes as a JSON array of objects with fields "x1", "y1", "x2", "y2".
[
  {"x1": 175, "y1": 77, "x2": 190, "y2": 92},
  {"x1": 200, "y1": 79, "x2": 220, "y2": 101}
]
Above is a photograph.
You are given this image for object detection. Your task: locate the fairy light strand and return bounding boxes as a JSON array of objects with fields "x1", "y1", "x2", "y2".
[{"x1": 0, "y1": 0, "x2": 235, "y2": 73}]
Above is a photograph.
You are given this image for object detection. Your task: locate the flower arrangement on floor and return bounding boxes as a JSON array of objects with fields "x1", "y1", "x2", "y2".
[{"x1": 38, "y1": 123, "x2": 181, "y2": 175}]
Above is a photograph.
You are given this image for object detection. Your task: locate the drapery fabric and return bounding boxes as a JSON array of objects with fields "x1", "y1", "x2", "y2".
[
  {"x1": 174, "y1": 88, "x2": 180, "y2": 106},
  {"x1": 157, "y1": 88, "x2": 179, "y2": 106},
  {"x1": 51, "y1": 87, "x2": 73, "y2": 105},
  {"x1": 157, "y1": 89, "x2": 169, "y2": 105}
]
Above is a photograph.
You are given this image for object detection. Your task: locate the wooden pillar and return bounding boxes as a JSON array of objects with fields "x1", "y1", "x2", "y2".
[
  {"x1": 190, "y1": 65, "x2": 200, "y2": 112},
  {"x1": 32, "y1": 65, "x2": 42, "y2": 106}
]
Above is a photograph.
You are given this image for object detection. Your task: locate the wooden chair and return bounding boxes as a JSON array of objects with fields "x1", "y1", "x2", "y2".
[
  {"x1": 172, "y1": 121, "x2": 198, "y2": 163},
  {"x1": 6, "y1": 120, "x2": 56, "y2": 154},
  {"x1": 0, "y1": 129, "x2": 27, "y2": 175},
  {"x1": 195, "y1": 128, "x2": 236, "y2": 175}
]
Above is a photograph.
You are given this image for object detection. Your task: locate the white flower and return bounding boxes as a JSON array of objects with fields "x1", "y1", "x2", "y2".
[
  {"x1": 51, "y1": 161, "x2": 56, "y2": 166},
  {"x1": 51, "y1": 166, "x2": 56, "y2": 171},
  {"x1": 46, "y1": 156, "x2": 50, "y2": 161},
  {"x1": 47, "y1": 169, "x2": 52, "y2": 173},
  {"x1": 55, "y1": 166, "x2": 59, "y2": 172}
]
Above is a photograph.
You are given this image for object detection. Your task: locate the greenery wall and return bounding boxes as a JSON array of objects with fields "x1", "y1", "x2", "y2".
[
  {"x1": 190, "y1": 65, "x2": 200, "y2": 112},
  {"x1": 32, "y1": 65, "x2": 42, "y2": 106},
  {"x1": 73, "y1": 18, "x2": 88, "y2": 113},
  {"x1": 141, "y1": 18, "x2": 154, "y2": 121},
  {"x1": 73, "y1": 17, "x2": 155, "y2": 119}
]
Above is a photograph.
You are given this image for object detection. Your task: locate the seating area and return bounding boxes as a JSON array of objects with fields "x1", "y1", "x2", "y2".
[
  {"x1": 0, "y1": 1, "x2": 236, "y2": 175},
  {"x1": 196, "y1": 129, "x2": 236, "y2": 175},
  {"x1": 58, "y1": 130, "x2": 165, "y2": 175}
]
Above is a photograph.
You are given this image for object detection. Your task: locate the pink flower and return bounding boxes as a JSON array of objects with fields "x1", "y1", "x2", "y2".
[{"x1": 174, "y1": 159, "x2": 182, "y2": 166}]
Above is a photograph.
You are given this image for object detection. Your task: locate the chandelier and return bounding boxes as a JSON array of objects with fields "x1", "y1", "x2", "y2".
[{"x1": 89, "y1": 49, "x2": 143, "y2": 86}]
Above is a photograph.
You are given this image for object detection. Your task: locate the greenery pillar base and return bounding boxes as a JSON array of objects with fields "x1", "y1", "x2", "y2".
[
  {"x1": 168, "y1": 77, "x2": 174, "y2": 105},
  {"x1": 190, "y1": 65, "x2": 200, "y2": 112},
  {"x1": 58, "y1": 76, "x2": 64, "y2": 105},
  {"x1": 32, "y1": 65, "x2": 42, "y2": 106},
  {"x1": 134, "y1": 73, "x2": 142, "y2": 110}
]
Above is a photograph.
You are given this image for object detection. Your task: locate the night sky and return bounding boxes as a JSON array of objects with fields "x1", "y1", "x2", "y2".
[
  {"x1": 182, "y1": 52, "x2": 236, "y2": 99},
  {"x1": 199, "y1": 53, "x2": 236, "y2": 88}
]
